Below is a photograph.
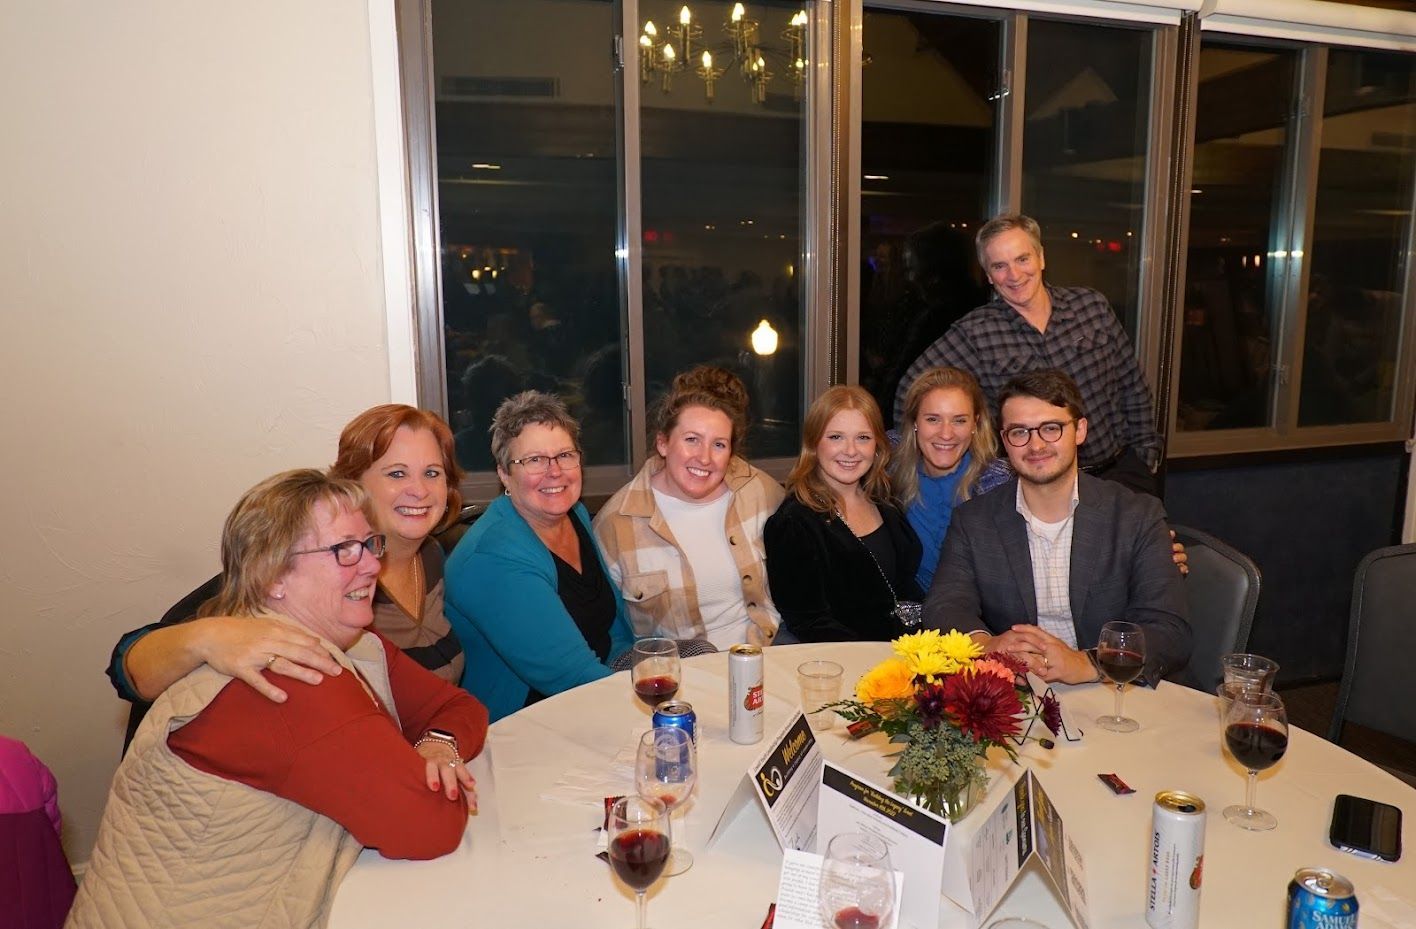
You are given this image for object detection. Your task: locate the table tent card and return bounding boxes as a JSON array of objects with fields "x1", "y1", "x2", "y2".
[
  {"x1": 708, "y1": 711, "x2": 824, "y2": 852},
  {"x1": 952, "y1": 769, "x2": 1092, "y2": 929},
  {"x1": 813, "y1": 761, "x2": 949, "y2": 929}
]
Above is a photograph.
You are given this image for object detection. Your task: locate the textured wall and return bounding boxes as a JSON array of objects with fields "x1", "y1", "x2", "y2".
[
  {"x1": 1166, "y1": 450, "x2": 1407, "y2": 683},
  {"x1": 0, "y1": 1, "x2": 393, "y2": 863}
]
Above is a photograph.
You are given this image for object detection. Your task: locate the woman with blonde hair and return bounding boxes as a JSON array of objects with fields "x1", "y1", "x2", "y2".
[
  {"x1": 764, "y1": 386, "x2": 923, "y2": 641},
  {"x1": 594, "y1": 366, "x2": 783, "y2": 648},
  {"x1": 891, "y1": 366, "x2": 1010, "y2": 590}
]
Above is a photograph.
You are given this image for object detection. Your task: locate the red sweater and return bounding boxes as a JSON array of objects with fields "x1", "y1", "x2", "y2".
[{"x1": 169, "y1": 633, "x2": 488, "y2": 860}]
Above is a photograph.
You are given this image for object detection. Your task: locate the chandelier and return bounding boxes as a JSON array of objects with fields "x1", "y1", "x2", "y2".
[{"x1": 639, "y1": 3, "x2": 808, "y2": 104}]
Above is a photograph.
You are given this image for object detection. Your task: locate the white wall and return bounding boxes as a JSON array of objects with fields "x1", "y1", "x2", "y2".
[{"x1": 0, "y1": 1, "x2": 396, "y2": 863}]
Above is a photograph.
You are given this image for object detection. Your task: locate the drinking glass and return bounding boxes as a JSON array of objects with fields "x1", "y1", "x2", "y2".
[
  {"x1": 631, "y1": 637, "x2": 681, "y2": 708},
  {"x1": 1222, "y1": 690, "x2": 1288, "y2": 831},
  {"x1": 819, "y1": 833, "x2": 896, "y2": 929},
  {"x1": 1094, "y1": 621, "x2": 1146, "y2": 733},
  {"x1": 635, "y1": 726, "x2": 697, "y2": 875},
  {"x1": 1220, "y1": 653, "x2": 1279, "y2": 695},
  {"x1": 606, "y1": 795, "x2": 671, "y2": 929},
  {"x1": 797, "y1": 659, "x2": 844, "y2": 731}
]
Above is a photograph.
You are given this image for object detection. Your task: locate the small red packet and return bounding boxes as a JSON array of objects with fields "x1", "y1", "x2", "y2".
[
  {"x1": 602, "y1": 795, "x2": 626, "y2": 830},
  {"x1": 845, "y1": 719, "x2": 879, "y2": 739},
  {"x1": 1097, "y1": 772, "x2": 1135, "y2": 795},
  {"x1": 760, "y1": 903, "x2": 776, "y2": 929}
]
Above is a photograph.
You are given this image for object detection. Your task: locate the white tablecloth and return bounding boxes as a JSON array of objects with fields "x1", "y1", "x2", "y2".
[{"x1": 328, "y1": 643, "x2": 1416, "y2": 928}]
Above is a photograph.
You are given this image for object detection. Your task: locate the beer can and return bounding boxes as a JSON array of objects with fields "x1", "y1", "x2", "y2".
[
  {"x1": 1287, "y1": 868, "x2": 1358, "y2": 929},
  {"x1": 652, "y1": 700, "x2": 697, "y2": 747},
  {"x1": 729, "y1": 644, "x2": 764, "y2": 744},
  {"x1": 1146, "y1": 790, "x2": 1206, "y2": 929}
]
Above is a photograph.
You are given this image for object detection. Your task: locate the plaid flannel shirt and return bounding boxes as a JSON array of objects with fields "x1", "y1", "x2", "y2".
[
  {"x1": 592, "y1": 456, "x2": 784, "y2": 645},
  {"x1": 893, "y1": 285, "x2": 1162, "y2": 471}
]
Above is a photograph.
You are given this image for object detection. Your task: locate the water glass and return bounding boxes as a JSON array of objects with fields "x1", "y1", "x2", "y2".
[
  {"x1": 1220, "y1": 653, "x2": 1278, "y2": 694},
  {"x1": 798, "y1": 660, "x2": 844, "y2": 731}
]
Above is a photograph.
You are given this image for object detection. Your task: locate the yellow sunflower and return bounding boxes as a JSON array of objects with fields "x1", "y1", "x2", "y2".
[
  {"x1": 855, "y1": 657, "x2": 915, "y2": 705},
  {"x1": 892, "y1": 628, "x2": 981, "y2": 680}
]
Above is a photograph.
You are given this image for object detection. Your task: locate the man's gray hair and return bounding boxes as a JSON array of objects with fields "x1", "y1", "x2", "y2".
[
  {"x1": 975, "y1": 213, "x2": 1045, "y2": 268},
  {"x1": 489, "y1": 390, "x2": 581, "y2": 472}
]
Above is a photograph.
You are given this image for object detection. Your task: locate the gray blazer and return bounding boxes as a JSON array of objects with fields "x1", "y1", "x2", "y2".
[{"x1": 924, "y1": 472, "x2": 1190, "y2": 684}]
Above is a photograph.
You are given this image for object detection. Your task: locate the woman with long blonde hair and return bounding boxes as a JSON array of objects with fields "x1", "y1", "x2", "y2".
[
  {"x1": 890, "y1": 367, "x2": 1009, "y2": 590},
  {"x1": 764, "y1": 386, "x2": 923, "y2": 641}
]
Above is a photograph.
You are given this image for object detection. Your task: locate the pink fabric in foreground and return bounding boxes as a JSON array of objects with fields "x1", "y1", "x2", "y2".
[{"x1": 0, "y1": 735, "x2": 76, "y2": 929}]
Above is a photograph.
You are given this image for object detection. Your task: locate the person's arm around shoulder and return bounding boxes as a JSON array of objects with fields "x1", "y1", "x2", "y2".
[
  {"x1": 114, "y1": 575, "x2": 340, "y2": 704},
  {"x1": 445, "y1": 524, "x2": 615, "y2": 698},
  {"x1": 1122, "y1": 492, "x2": 1192, "y2": 683}
]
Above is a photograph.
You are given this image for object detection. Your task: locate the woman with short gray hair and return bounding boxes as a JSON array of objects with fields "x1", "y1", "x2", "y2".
[{"x1": 445, "y1": 391, "x2": 635, "y2": 721}]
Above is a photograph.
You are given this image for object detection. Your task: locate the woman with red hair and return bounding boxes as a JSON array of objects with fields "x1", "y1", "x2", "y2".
[{"x1": 106, "y1": 405, "x2": 467, "y2": 745}]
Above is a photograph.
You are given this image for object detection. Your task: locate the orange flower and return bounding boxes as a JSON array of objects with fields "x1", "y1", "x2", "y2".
[
  {"x1": 973, "y1": 658, "x2": 1018, "y2": 684},
  {"x1": 855, "y1": 657, "x2": 915, "y2": 706}
]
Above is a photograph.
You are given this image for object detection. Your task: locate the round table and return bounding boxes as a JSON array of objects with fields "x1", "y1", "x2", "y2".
[{"x1": 329, "y1": 643, "x2": 1416, "y2": 928}]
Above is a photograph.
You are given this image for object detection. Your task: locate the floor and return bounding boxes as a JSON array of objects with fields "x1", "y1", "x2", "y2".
[{"x1": 1279, "y1": 679, "x2": 1416, "y2": 787}]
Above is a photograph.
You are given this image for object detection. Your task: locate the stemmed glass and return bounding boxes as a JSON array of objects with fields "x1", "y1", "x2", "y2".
[
  {"x1": 631, "y1": 637, "x2": 681, "y2": 708},
  {"x1": 1222, "y1": 690, "x2": 1288, "y2": 831},
  {"x1": 606, "y1": 795, "x2": 671, "y2": 929},
  {"x1": 635, "y1": 726, "x2": 698, "y2": 876},
  {"x1": 819, "y1": 833, "x2": 896, "y2": 929},
  {"x1": 1094, "y1": 621, "x2": 1146, "y2": 733}
]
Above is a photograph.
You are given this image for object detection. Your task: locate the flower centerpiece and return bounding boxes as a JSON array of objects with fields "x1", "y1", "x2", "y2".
[{"x1": 825, "y1": 629, "x2": 1062, "y2": 822}]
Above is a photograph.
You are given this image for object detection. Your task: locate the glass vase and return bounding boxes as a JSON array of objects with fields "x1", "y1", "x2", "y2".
[{"x1": 910, "y1": 777, "x2": 983, "y2": 823}]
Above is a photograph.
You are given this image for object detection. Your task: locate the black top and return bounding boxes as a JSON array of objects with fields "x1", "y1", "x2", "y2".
[
  {"x1": 763, "y1": 496, "x2": 924, "y2": 642},
  {"x1": 525, "y1": 515, "x2": 617, "y2": 708}
]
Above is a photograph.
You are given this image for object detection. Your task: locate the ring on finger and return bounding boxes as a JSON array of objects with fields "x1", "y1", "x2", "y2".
[{"x1": 266, "y1": 655, "x2": 277, "y2": 667}]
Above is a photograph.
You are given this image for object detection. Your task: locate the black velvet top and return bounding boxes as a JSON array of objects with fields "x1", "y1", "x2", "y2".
[{"x1": 763, "y1": 496, "x2": 924, "y2": 642}]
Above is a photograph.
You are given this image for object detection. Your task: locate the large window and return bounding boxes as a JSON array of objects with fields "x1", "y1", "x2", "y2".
[
  {"x1": 1178, "y1": 41, "x2": 1299, "y2": 433},
  {"x1": 856, "y1": 7, "x2": 999, "y2": 417},
  {"x1": 1022, "y1": 18, "x2": 1153, "y2": 335}
]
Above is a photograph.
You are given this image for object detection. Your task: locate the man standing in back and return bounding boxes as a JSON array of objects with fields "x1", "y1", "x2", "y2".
[
  {"x1": 894, "y1": 213, "x2": 1162, "y2": 497},
  {"x1": 923, "y1": 370, "x2": 1189, "y2": 686}
]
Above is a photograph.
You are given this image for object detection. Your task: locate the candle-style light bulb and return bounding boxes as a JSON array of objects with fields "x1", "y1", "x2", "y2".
[
  {"x1": 679, "y1": 5, "x2": 691, "y2": 25},
  {"x1": 641, "y1": 34, "x2": 653, "y2": 48},
  {"x1": 701, "y1": 50, "x2": 712, "y2": 68},
  {"x1": 792, "y1": 10, "x2": 807, "y2": 26},
  {"x1": 663, "y1": 43, "x2": 676, "y2": 62},
  {"x1": 751, "y1": 319, "x2": 779, "y2": 356},
  {"x1": 731, "y1": 2, "x2": 745, "y2": 21},
  {"x1": 644, "y1": 20, "x2": 657, "y2": 36}
]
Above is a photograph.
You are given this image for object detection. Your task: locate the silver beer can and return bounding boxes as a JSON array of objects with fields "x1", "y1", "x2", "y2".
[
  {"x1": 1147, "y1": 790, "x2": 1206, "y2": 929},
  {"x1": 728, "y1": 644, "x2": 764, "y2": 744}
]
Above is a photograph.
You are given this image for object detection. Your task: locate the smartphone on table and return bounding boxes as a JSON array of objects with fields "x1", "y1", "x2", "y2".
[{"x1": 1328, "y1": 794, "x2": 1402, "y2": 862}]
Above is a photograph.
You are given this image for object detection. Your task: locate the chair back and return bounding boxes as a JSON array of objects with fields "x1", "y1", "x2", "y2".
[
  {"x1": 1329, "y1": 543, "x2": 1416, "y2": 744},
  {"x1": 1173, "y1": 525, "x2": 1261, "y2": 693}
]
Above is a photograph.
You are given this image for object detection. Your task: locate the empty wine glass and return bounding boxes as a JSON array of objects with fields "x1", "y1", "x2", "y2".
[
  {"x1": 819, "y1": 833, "x2": 895, "y2": 929},
  {"x1": 631, "y1": 637, "x2": 681, "y2": 709},
  {"x1": 635, "y1": 726, "x2": 697, "y2": 875},
  {"x1": 606, "y1": 795, "x2": 671, "y2": 929},
  {"x1": 1222, "y1": 690, "x2": 1288, "y2": 831},
  {"x1": 1095, "y1": 621, "x2": 1146, "y2": 733}
]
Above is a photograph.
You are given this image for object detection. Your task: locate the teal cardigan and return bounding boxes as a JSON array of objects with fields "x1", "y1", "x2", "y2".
[{"x1": 445, "y1": 496, "x2": 635, "y2": 722}]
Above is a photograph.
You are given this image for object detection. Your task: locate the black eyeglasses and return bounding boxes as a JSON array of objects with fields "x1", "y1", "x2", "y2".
[
  {"x1": 508, "y1": 450, "x2": 582, "y2": 474},
  {"x1": 291, "y1": 534, "x2": 387, "y2": 566},
  {"x1": 1001, "y1": 420, "x2": 1074, "y2": 447}
]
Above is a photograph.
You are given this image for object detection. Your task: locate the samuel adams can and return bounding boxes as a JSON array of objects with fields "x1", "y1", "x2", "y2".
[
  {"x1": 651, "y1": 700, "x2": 697, "y2": 747},
  {"x1": 729, "y1": 644, "x2": 765, "y2": 744},
  {"x1": 1287, "y1": 868, "x2": 1358, "y2": 928},
  {"x1": 1146, "y1": 790, "x2": 1205, "y2": 929}
]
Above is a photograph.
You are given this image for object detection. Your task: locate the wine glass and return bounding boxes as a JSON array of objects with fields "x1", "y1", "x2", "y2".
[
  {"x1": 635, "y1": 726, "x2": 697, "y2": 875},
  {"x1": 819, "y1": 833, "x2": 896, "y2": 929},
  {"x1": 606, "y1": 795, "x2": 671, "y2": 929},
  {"x1": 1094, "y1": 621, "x2": 1146, "y2": 733},
  {"x1": 1222, "y1": 690, "x2": 1288, "y2": 831},
  {"x1": 631, "y1": 637, "x2": 681, "y2": 708}
]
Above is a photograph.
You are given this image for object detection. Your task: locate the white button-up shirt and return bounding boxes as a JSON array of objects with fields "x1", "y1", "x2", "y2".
[{"x1": 1015, "y1": 477, "x2": 1081, "y2": 648}]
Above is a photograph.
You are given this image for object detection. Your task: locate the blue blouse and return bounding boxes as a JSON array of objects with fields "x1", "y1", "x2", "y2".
[{"x1": 907, "y1": 452, "x2": 972, "y2": 591}]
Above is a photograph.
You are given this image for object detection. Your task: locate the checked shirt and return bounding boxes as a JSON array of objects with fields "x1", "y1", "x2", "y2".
[{"x1": 893, "y1": 285, "x2": 1162, "y2": 471}]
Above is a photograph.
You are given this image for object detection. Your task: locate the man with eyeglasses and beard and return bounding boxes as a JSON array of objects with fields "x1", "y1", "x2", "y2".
[{"x1": 923, "y1": 370, "x2": 1190, "y2": 688}]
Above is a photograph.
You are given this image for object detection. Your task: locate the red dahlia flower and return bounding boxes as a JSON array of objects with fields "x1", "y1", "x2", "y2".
[{"x1": 943, "y1": 670, "x2": 1024, "y2": 743}]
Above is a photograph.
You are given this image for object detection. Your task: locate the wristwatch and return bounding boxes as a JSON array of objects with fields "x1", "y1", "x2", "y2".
[
  {"x1": 1083, "y1": 648, "x2": 1104, "y2": 684},
  {"x1": 414, "y1": 728, "x2": 461, "y2": 761}
]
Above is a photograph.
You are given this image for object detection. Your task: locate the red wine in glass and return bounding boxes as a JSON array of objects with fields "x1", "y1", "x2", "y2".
[
  {"x1": 834, "y1": 906, "x2": 882, "y2": 929},
  {"x1": 633, "y1": 674, "x2": 679, "y2": 707},
  {"x1": 1097, "y1": 647, "x2": 1144, "y2": 685},
  {"x1": 1224, "y1": 722, "x2": 1288, "y2": 770},
  {"x1": 608, "y1": 828, "x2": 671, "y2": 892}
]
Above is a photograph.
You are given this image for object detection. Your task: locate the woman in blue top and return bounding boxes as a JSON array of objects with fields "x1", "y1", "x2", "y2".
[
  {"x1": 445, "y1": 391, "x2": 634, "y2": 722},
  {"x1": 891, "y1": 366, "x2": 1009, "y2": 591}
]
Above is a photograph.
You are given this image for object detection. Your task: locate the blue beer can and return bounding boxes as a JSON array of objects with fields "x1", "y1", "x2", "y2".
[
  {"x1": 652, "y1": 700, "x2": 697, "y2": 747},
  {"x1": 1287, "y1": 868, "x2": 1358, "y2": 928}
]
